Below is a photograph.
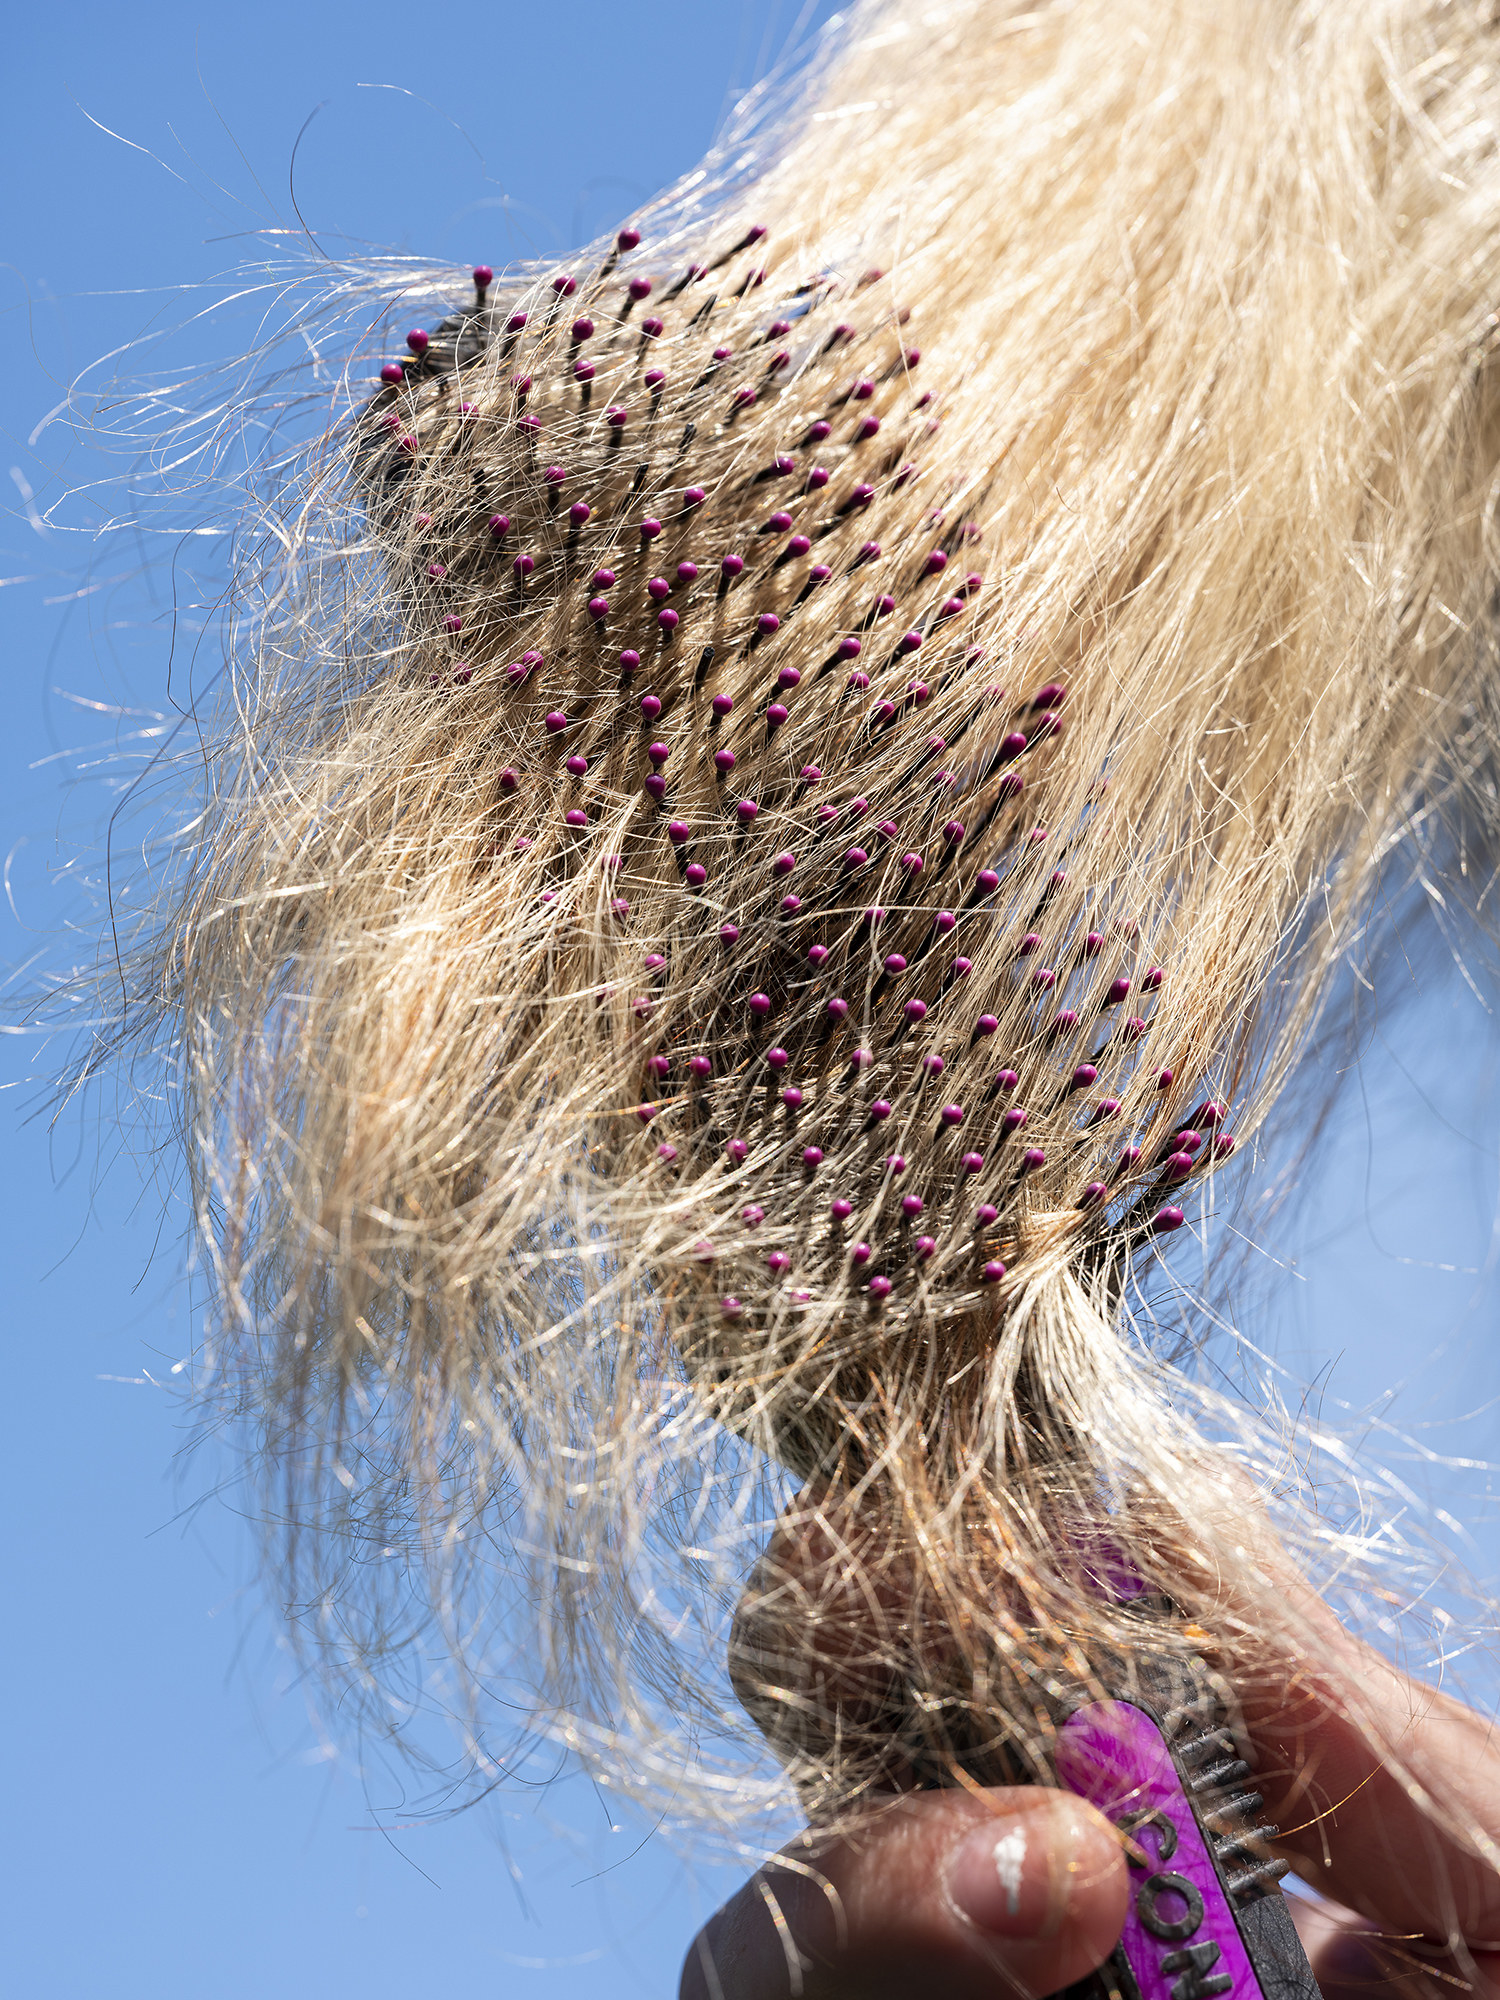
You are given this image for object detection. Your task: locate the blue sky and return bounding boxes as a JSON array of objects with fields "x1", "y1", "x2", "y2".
[{"x1": 3, "y1": 4, "x2": 1498, "y2": 1995}]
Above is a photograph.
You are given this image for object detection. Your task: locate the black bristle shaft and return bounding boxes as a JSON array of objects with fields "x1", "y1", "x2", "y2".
[
  {"x1": 1212, "y1": 1822, "x2": 1282, "y2": 1868},
  {"x1": 1190, "y1": 1756, "x2": 1253, "y2": 1793},
  {"x1": 1225, "y1": 1855, "x2": 1292, "y2": 1901}
]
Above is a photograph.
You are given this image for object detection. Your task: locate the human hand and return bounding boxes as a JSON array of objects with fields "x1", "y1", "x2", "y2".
[{"x1": 682, "y1": 1543, "x2": 1500, "y2": 2000}]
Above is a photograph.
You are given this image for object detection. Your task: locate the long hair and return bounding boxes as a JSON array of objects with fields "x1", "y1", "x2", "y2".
[{"x1": 87, "y1": 0, "x2": 1500, "y2": 1852}]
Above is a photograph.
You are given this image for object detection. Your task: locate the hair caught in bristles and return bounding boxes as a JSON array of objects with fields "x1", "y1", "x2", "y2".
[{"x1": 90, "y1": 0, "x2": 1500, "y2": 1846}]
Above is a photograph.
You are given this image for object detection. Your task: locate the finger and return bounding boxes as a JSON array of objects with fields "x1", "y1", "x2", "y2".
[
  {"x1": 1172, "y1": 1472, "x2": 1500, "y2": 1943},
  {"x1": 679, "y1": 1787, "x2": 1127, "y2": 2000},
  {"x1": 1241, "y1": 1598, "x2": 1500, "y2": 1944},
  {"x1": 1290, "y1": 1890, "x2": 1500, "y2": 2000}
]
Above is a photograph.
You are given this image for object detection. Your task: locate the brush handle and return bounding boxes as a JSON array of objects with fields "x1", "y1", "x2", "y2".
[{"x1": 1054, "y1": 1689, "x2": 1321, "y2": 2000}]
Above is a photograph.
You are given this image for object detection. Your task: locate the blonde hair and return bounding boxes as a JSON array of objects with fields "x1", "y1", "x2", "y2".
[{"x1": 95, "y1": 0, "x2": 1500, "y2": 1849}]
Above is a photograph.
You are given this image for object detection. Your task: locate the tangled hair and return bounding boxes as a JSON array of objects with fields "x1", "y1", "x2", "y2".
[{"x1": 87, "y1": 0, "x2": 1500, "y2": 1849}]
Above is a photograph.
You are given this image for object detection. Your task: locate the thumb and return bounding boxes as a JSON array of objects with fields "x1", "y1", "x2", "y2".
[{"x1": 679, "y1": 1787, "x2": 1127, "y2": 2000}]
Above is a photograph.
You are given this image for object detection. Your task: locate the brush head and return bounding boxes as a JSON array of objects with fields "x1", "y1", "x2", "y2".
[{"x1": 353, "y1": 232, "x2": 1233, "y2": 1478}]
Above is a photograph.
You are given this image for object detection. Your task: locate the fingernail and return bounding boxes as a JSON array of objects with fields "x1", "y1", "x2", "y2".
[{"x1": 947, "y1": 1797, "x2": 1113, "y2": 1940}]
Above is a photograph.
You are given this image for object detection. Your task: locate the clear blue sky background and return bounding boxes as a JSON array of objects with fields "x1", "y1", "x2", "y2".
[{"x1": 2, "y1": 4, "x2": 1497, "y2": 1995}]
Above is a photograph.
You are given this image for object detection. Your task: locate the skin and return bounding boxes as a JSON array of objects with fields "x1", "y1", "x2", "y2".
[{"x1": 682, "y1": 1523, "x2": 1500, "y2": 2000}]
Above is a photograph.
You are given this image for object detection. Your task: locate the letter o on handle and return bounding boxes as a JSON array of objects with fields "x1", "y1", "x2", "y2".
[{"x1": 1137, "y1": 1872, "x2": 1205, "y2": 1943}]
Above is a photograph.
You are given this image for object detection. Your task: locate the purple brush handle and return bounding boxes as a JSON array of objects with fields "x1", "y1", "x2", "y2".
[
  {"x1": 1055, "y1": 1699, "x2": 1320, "y2": 2000},
  {"x1": 1059, "y1": 1702, "x2": 1256, "y2": 2000}
]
